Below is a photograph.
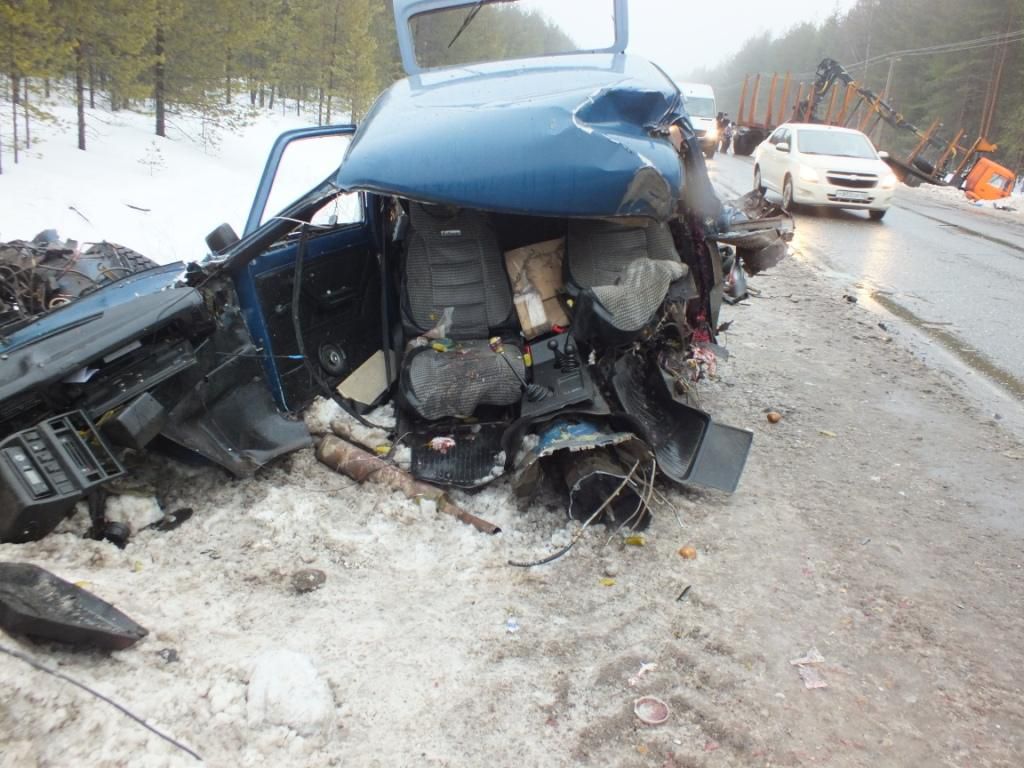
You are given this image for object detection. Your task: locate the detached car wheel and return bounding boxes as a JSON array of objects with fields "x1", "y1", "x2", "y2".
[
  {"x1": 1, "y1": 234, "x2": 159, "y2": 331},
  {"x1": 869, "y1": 209, "x2": 887, "y2": 221},
  {"x1": 753, "y1": 165, "x2": 764, "y2": 193}
]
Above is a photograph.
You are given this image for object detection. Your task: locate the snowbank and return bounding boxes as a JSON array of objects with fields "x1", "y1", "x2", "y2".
[{"x1": 0, "y1": 98, "x2": 321, "y2": 264}]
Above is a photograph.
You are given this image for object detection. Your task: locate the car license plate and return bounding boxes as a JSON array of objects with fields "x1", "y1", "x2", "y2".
[{"x1": 835, "y1": 190, "x2": 869, "y2": 202}]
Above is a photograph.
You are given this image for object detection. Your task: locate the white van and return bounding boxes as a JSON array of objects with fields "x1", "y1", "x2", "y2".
[{"x1": 676, "y1": 82, "x2": 718, "y2": 158}]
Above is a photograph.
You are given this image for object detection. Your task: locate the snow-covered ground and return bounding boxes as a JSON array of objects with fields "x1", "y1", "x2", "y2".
[
  {"x1": 0, "y1": 98, "x2": 325, "y2": 263},
  {"x1": 3, "y1": 101, "x2": 1024, "y2": 767}
]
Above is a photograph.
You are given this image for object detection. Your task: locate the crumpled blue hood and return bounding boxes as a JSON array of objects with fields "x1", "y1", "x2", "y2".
[{"x1": 336, "y1": 53, "x2": 686, "y2": 220}]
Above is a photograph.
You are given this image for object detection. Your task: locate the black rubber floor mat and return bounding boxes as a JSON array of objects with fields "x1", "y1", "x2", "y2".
[
  {"x1": 612, "y1": 356, "x2": 751, "y2": 493},
  {"x1": 0, "y1": 562, "x2": 148, "y2": 650},
  {"x1": 409, "y1": 422, "x2": 507, "y2": 489}
]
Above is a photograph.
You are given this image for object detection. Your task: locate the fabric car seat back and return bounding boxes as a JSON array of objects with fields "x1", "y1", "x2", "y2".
[
  {"x1": 566, "y1": 219, "x2": 686, "y2": 335},
  {"x1": 403, "y1": 203, "x2": 514, "y2": 340}
]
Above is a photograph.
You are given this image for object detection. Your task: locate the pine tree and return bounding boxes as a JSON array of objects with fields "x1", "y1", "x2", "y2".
[{"x1": 0, "y1": 0, "x2": 59, "y2": 169}]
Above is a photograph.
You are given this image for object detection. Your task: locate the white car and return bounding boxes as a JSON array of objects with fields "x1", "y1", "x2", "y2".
[{"x1": 753, "y1": 123, "x2": 897, "y2": 220}]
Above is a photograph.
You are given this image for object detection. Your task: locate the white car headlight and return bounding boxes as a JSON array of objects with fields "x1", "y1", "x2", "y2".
[
  {"x1": 799, "y1": 165, "x2": 819, "y2": 183},
  {"x1": 706, "y1": 125, "x2": 718, "y2": 139},
  {"x1": 880, "y1": 172, "x2": 898, "y2": 189}
]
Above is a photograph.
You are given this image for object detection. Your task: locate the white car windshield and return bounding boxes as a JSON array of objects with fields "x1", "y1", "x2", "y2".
[
  {"x1": 797, "y1": 130, "x2": 877, "y2": 159},
  {"x1": 685, "y1": 97, "x2": 715, "y2": 119},
  {"x1": 410, "y1": 0, "x2": 615, "y2": 69}
]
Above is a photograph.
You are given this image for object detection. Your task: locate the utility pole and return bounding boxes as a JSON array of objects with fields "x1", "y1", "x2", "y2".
[{"x1": 981, "y1": 10, "x2": 1013, "y2": 138}]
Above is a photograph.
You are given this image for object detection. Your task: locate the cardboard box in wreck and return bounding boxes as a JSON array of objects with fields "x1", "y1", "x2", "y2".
[{"x1": 504, "y1": 237, "x2": 570, "y2": 339}]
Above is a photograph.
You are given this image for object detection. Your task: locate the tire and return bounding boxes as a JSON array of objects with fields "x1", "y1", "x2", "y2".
[
  {"x1": 782, "y1": 175, "x2": 795, "y2": 211},
  {"x1": 912, "y1": 157, "x2": 935, "y2": 176},
  {"x1": 753, "y1": 165, "x2": 764, "y2": 193},
  {"x1": 1, "y1": 234, "x2": 158, "y2": 331},
  {"x1": 869, "y1": 209, "x2": 887, "y2": 221}
]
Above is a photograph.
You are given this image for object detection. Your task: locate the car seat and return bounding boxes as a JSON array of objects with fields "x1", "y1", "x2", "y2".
[
  {"x1": 399, "y1": 203, "x2": 525, "y2": 421},
  {"x1": 565, "y1": 219, "x2": 689, "y2": 344}
]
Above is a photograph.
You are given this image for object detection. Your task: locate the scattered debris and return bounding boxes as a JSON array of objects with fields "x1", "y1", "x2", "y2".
[
  {"x1": 505, "y1": 617, "x2": 520, "y2": 634},
  {"x1": 819, "y1": 429, "x2": 837, "y2": 438},
  {"x1": 790, "y1": 647, "x2": 825, "y2": 665},
  {"x1": 145, "y1": 507, "x2": 195, "y2": 533},
  {"x1": 291, "y1": 569, "x2": 327, "y2": 594},
  {"x1": 705, "y1": 741, "x2": 721, "y2": 752},
  {"x1": 316, "y1": 435, "x2": 500, "y2": 535},
  {"x1": 246, "y1": 649, "x2": 335, "y2": 736},
  {"x1": 796, "y1": 665, "x2": 829, "y2": 689},
  {"x1": 843, "y1": 294, "x2": 858, "y2": 303},
  {"x1": 676, "y1": 585, "x2": 692, "y2": 602},
  {"x1": 624, "y1": 534, "x2": 646, "y2": 547},
  {"x1": 790, "y1": 646, "x2": 829, "y2": 689},
  {"x1": 509, "y1": 460, "x2": 641, "y2": 568},
  {"x1": 599, "y1": 578, "x2": 617, "y2": 587},
  {"x1": 0, "y1": 562, "x2": 147, "y2": 650},
  {"x1": 633, "y1": 696, "x2": 670, "y2": 725},
  {"x1": 679, "y1": 545, "x2": 698, "y2": 560},
  {"x1": 428, "y1": 436, "x2": 457, "y2": 454},
  {"x1": 628, "y1": 662, "x2": 658, "y2": 687},
  {"x1": 158, "y1": 648, "x2": 180, "y2": 664},
  {"x1": 767, "y1": 411, "x2": 783, "y2": 424}
]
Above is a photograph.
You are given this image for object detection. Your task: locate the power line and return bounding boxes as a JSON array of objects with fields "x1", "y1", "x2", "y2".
[{"x1": 847, "y1": 28, "x2": 1024, "y2": 70}]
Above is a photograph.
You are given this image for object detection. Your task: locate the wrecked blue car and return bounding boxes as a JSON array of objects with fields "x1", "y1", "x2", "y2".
[{"x1": 0, "y1": 0, "x2": 791, "y2": 543}]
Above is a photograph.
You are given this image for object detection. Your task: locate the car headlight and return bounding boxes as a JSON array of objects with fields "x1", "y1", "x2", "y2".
[
  {"x1": 706, "y1": 125, "x2": 718, "y2": 140},
  {"x1": 799, "y1": 165, "x2": 819, "y2": 182},
  {"x1": 880, "y1": 172, "x2": 897, "y2": 189}
]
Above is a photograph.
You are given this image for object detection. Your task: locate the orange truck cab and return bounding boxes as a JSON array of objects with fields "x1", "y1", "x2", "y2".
[{"x1": 964, "y1": 157, "x2": 1015, "y2": 200}]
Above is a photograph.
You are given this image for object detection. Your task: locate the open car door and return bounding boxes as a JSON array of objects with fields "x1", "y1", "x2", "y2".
[{"x1": 231, "y1": 125, "x2": 383, "y2": 413}]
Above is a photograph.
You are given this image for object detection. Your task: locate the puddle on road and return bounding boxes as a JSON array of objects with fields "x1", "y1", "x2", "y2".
[{"x1": 869, "y1": 291, "x2": 1024, "y2": 401}]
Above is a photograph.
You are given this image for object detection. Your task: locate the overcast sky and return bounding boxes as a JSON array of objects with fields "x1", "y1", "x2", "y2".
[{"x1": 520, "y1": 0, "x2": 859, "y2": 76}]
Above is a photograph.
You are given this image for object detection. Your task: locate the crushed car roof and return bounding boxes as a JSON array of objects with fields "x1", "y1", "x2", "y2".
[{"x1": 337, "y1": 53, "x2": 685, "y2": 221}]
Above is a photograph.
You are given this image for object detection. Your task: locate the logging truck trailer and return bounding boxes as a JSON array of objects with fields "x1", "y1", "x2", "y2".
[{"x1": 730, "y1": 60, "x2": 1014, "y2": 200}]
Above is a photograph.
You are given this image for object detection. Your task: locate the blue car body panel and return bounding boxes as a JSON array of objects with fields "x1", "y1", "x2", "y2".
[
  {"x1": 336, "y1": 53, "x2": 686, "y2": 221},
  {"x1": 229, "y1": 208, "x2": 375, "y2": 412},
  {"x1": 0, "y1": 263, "x2": 186, "y2": 355}
]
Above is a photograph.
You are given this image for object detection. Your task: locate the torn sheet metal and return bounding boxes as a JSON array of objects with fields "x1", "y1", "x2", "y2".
[
  {"x1": 717, "y1": 189, "x2": 794, "y2": 275},
  {"x1": 0, "y1": 562, "x2": 148, "y2": 650},
  {"x1": 511, "y1": 417, "x2": 642, "y2": 500}
]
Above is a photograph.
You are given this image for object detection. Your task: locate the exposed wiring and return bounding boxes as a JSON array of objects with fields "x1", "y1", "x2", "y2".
[
  {"x1": 0, "y1": 644, "x2": 202, "y2": 761},
  {"x1": 509, "y1": 460, "x2": 641, "y2": 568}
]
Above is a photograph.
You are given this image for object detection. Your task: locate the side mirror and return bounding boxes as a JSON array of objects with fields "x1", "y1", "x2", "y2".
[
  {"x1": 206, "y1": 222, "x2": 240, "y2": 254},
  {"x1": 776, "y1": 142, "x2": 790, "y2": 153},
  {"x1": 878, "y1": 150, "x2": 890, "y2": 160}
]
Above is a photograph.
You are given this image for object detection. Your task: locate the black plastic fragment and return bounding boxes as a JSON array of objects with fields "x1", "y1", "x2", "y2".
[
  {"x1": 0, "y1": 562, "x2": 148, "y2": 650},
  {"x1": 612, "y1": 356, "x2": 752, "y2": 493},
  {"x1": 145, "y1": 507, "x2": 194, "y2": 533},
  {"x1": 408, "y1": 422, "x2": 506, "y2": 489}
]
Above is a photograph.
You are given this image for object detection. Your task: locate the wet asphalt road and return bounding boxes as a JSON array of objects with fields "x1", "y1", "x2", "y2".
[{"x1": 709, "y1": 152, "x2": 1024, "y2": 401}]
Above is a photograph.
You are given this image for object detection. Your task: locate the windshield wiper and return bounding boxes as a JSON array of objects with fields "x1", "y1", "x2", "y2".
[{"x1": 448, "y1": 1, "x2": 486, "y2": 49}]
